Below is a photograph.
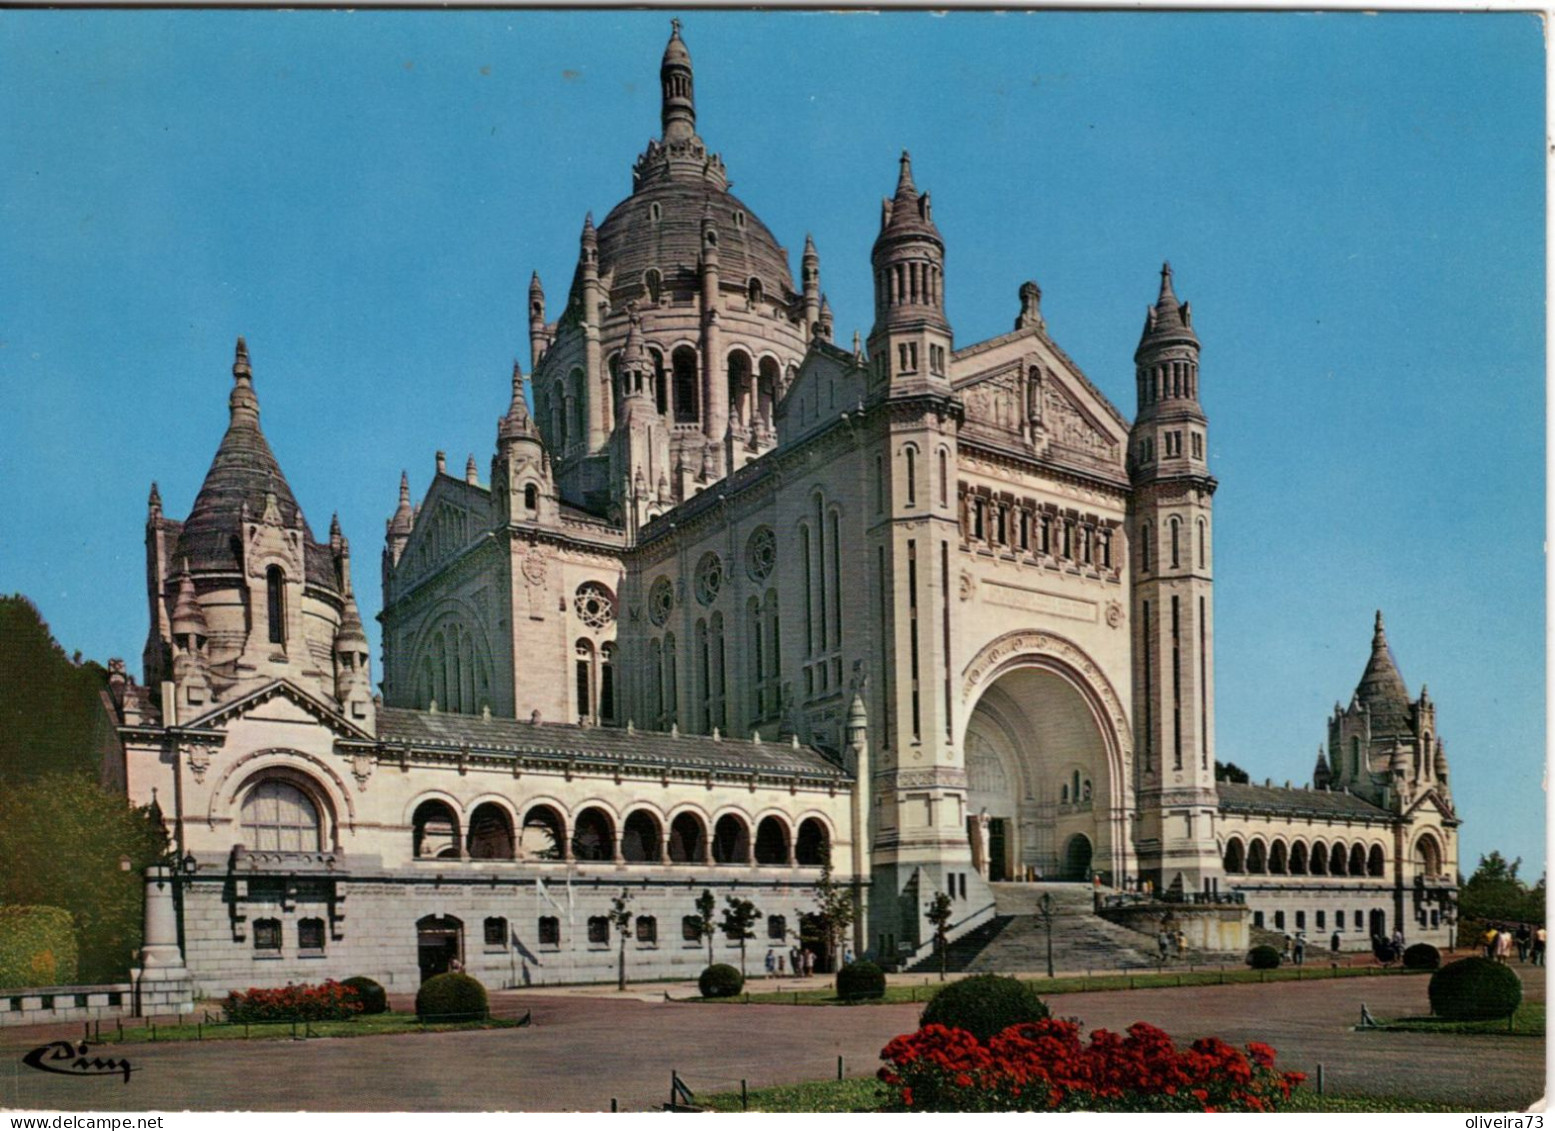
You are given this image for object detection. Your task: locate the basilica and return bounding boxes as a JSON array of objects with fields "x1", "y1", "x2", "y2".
[{"x1": 113, "y1": 24, "x2": 1460, "y2": 994}]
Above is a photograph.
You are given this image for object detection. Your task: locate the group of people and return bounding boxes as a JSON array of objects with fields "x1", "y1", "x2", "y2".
[
  {"x1": 764, "y1": 947, "x2": 822, "y2": 977},
  {"x1": 1368, "y1": 928, "x2": 1407, "y2": 965},
  {"x1": 1155, "y1": 927, "x2": 1188, "y2": 961},
  {"x1": 1281, "y1": 931, "x2": 1312, "y2": 965},
  {"x1": 1482, "y1": 922, "x2": 1546, "y2": 965}
]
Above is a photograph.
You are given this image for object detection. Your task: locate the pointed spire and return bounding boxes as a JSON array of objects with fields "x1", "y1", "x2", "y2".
[
  {"x1": 229, "y1": 335, "x2": 259, "y2": 427},
  {"x1": 171, "y1": 560, "x2": 208, "y2": 641},
  {"x1": 529, "y1": 270, "x2": 544, "y2": 297},
  {"x1": 465, "y1": 453, "x2": 478, "y2": 484},
  {"x1": 660, "y1": 19, "x2": 696, "y2": 144},
  {"x1": 329, "y1": 512, "x2": 342, "y2": 539},
  {"x1": 1355, "y1": 608, "x2": 1413, "y2": 739},
  {"x1": 803, "y1": 232, "x2": 818, "y2": 261},
  {"x1": 1137, "y1": 260, "x2": 1197, "y2": 351},
  {"x1": 388, "y1": 470, "x2": 414, "y2": 537},
  {"x1": 336, "y1": 589, "x2": 368, "y2": 648},
  {"x1": 148, "y1": 482, "x2": 162, "y2": 513},
  {"x1": 896, "y1": 150, "x2": 917, "y2": 197}
]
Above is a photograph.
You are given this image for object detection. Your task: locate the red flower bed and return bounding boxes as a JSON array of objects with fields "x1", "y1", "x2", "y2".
[
  {"x1": 222, "y1": 980, "x2": 363, "y2": 1023},
  {"x1": 878, "y1": 1019, "x2": 1304, "y2": 1112}
]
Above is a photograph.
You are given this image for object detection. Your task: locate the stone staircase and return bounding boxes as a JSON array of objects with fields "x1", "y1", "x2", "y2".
[{"x1": 909, "y1": 883, "x2": 1220, "y2": 975}]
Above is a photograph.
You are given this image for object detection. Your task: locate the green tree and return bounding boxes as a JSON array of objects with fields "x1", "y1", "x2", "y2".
[
  {"x1": 692, "y1": 888, "x2": 717, "y2": 966},
  {"x1": 1460, "y1": 852, "x2": 1544, "y2": 930},
  {"x1": 1214, "y1": 761, "x2": 1250, "y2": 784},
  {"x1": 926, "y1": 891, "x2": 955, "y2": 982},
  {"x1": 808, "y1": 850, "x2": 857, "y2": 971},
  {"x1": 0, "y1": 773, "x2": 167, "y2": 981},
  {"x1": 608, "y1": 889, "x2": 634, "y2": 991},
  {"x1": 719, "y1": 895, "x2": 760, "y2": 976},
  {"x1": 0, "y1": 595, "x2": 116, "y2": 784}
]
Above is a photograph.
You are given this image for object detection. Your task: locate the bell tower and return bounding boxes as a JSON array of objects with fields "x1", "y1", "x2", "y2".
[{"x1": 1128, "y1": 263, "x2": 1221, "y2": 897}]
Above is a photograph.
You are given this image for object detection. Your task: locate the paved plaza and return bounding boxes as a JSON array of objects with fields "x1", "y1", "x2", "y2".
[{"x1": 0, "y1": 965, "x2": 1543, "y2": 1112}]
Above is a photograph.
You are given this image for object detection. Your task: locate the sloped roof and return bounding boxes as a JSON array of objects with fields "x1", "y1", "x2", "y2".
[
  {"x1": 1355, "y1": 611, "x2": 1414, "y2": 739},
  {"x1": 375, "y1": 707, "x2": 849, "y2": 781},
  {"x1": 1217, "y1": 781, "x2": 1391, "y2": 820}
]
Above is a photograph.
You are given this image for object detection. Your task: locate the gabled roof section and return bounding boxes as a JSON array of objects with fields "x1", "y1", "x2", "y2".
[
  {"x1": 1217, "y1": 781, "x2": 1392, "y2": 820},
  {"x1": 179, "y1": 679, "x2": 371, "y2": 741},
  {"x1": 954, "y1": 322, "x2": 1129, "y2": 431},
  {"x1": 375, "y1": 707, "x2": 849, "y2": 781},
  {"x1": 1400, "y1": 787, "x2": 1460, "y2": 825}
]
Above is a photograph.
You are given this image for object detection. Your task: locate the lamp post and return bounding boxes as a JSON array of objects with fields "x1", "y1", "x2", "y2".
[{"x1": 1036, "y1": 892, "x2": 1055, "y2": 978}]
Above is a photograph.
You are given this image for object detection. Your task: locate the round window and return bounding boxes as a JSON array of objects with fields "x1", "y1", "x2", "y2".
[
  {"x1": 573, "y1": 582, "x2": 616, "y2": 630},
  {"x1": 694, "y1": 552, "x2": 723, "y2": 606},
  {"x1": 649, "y1": 576, "x2": 674, "y2": 627},
  {"x1": 745, "y1": 526, "x2": 776, "y2": 582}
]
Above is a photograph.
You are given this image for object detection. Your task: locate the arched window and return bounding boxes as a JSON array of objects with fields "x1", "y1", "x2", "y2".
[
  {"x1": 1348, "y1": 843, "x2": 1367, "y2": 877},
  {"x1": 1368, "y1": 843, "x2": 1386, "y2": 877},
  {"x1": 266, "y1": 566, "x2": 286, "y2": 645},
  {"x1": 600, "y1": 642, "x2": 616, "y2": 723},
  {"x1": 622, "y1": 810, "x2": 662, "y2": 862},
  {"x1": 1415, "y1": 834, "x2": 1442, "y2": 877},
  {"x1": 1289, "y1": 841, "x2": 1310, "y2": 875},
  {"x1": 795, "y1": 818, "x2": 829, "y2": 866},
  {"x1": 663, "y1": 633, "x2": 678, "y2": 730},
  {"x1": 412, "y1": 799, "x2": 461, "y2": 859},
  {"x1": 1140, "y1": 523, "x2": 1152, "y2": 572},
  {"x1": 1197, "y1": 518, "x2": 1207, "y2": 568},
  {"x1": 1169, "y1": 517, "x2": 1181, "y2": 569},
  {"x1": 468, "y1": 803, "x2": 515, "y2": 860},
  {"x1": 650, "y1": 348, "x2": 667, "y2": 415},
  {"x1": 567, "y1": 368, "x2": 585, "y2": 444},
  {"x1": 747, "y1": 277, "x2": 763, "y2": 308},
  {"x1": 672, "y1": 346, "x2": 699, "y2": 423},
  {"x1": 241, "y1": 779, "x2": 320, "y2": 852},
  {"x1": 754, "y1": 817, "x2": 789, "y2": 865},
  {"x1": 1269, "y1": 841, "x2": 1289, "y2": 875},
  {"x1": 484, "y1": 917, "x2": 508, "y2": 949},
  {"x1": 938, "y1": 448, "x2": 949, "y2": 507},
  {"x1": 904, "y1": 447, "x2": 917, "y2": 507},
  {"x1": 521, "y1": 805, "x2": 565, "y2": 861},
  {"x1": 712, "y1": 814, "x2": 750, "y2": 865},
  {"x1": 575, "y1": 639, "x2": 595, "y2": 723},
  {"x1": 727, "y1": 351, "x2": 752, "y2": 428},
  {"x1": 572, "y1": 807, "x2": 615, "y2": 862},
  {"x1": 668, "y1": 812, "x2": 707, "y2": 863},
  {"x1": 644, "y1": 267, "x2": 663, "y2": 303},
  {"x1": 524, "y1": 483, "x2": 539, "y2": 512},
  {"x1": 635, "y1": 915, "x2": 658, "y2": 945},
  {"x1": 1310, "y1": 841, "x2": 1329, "y2": 876},
  {"x1": 1329, "y1": 842, "x2": 1348, "y2": 876},
  {"x1": 1246, "y1": 839, "x2": 1268, "y2": 875},
  {"x1": 1222, "y1": 837, "x2": 1245, "y2": 874}
]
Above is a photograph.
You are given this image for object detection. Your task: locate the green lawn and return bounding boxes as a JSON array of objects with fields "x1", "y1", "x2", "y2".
[
  {"x1": 98, "y1": 1010, "x2": 529, "y2": 1044},
  {"x1": 696, "y1": 1077, "x2": 1472, "y2": 1113},
  {"x1": 700, "y1": 963, "x2": 1426, "y2": 1007},
  {"x1": 1377, "y1": 1001, "x2": 1544, "y2": 1037}
]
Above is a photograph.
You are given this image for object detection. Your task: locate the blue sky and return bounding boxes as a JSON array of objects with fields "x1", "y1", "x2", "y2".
[{"x1": 1, "y1": 11, "x2": 1543, "y2": 878}]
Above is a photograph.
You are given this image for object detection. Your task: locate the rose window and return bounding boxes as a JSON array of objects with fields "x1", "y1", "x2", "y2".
[
  {"x1": 745, "y1": 526, "x2": 776, "y2": 582},
  {"x1": 573, "y1": 583, "x2": 616, "y2": 630},
  {"x1": 649, "y1": 576, "x2": 674, "y2": 627},
  {"x1": 694, "y1": 552, "x2": 723, "y2": 606}
]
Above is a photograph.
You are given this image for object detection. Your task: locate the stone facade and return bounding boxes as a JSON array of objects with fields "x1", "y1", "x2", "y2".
[{"x1": 115, "y1": 23, "x2": 1460, "y2": 993}]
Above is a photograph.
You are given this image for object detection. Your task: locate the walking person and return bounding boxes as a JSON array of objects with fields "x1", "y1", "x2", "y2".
[
  {"x1": 777, "y1": 951, "x2": 786, "y2": 976},
  {"x1": 1497, "y1": 927, "x2": 1515, "y2": 964},
  {"x1": 1293, "y1": 931, "x2": 1306, "y2": 966},
  {"x1": 1533, "y1": 925, "x2": 1546, "y2": 967},
  {"x1": 1515, "y1": 923, "x2": 1531, "y2": 963},
  {"x1": 1157, "y1": 930, "x2": 1169, "y2": 963},
  {"x1": 765, "y1": 949, "x2": 776, "y2": 978},
  {"x1": 1175, "y1": 929, "x2": 1188, "y2": 960},
  {"x1": 1330, "y1": 929, "x2": 1342, "y2": 958},
  {"x1": 1483, "y1": 923, "x2": 1499, "y2": 959}
]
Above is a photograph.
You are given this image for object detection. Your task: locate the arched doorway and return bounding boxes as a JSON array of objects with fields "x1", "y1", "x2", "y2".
[
  {"x1": 417, "y1": 915, "x2": 463, "y2": 983},
  {"x1": 963, "y1": 660, "x2": 1120, "y2": 883},
  {"x1": 1062, "y1": 834, "x2": 1093, "y2": 881}
]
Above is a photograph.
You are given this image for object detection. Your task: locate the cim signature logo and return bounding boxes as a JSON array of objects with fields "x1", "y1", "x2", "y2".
[{"x1": 21, "y1": 1040, "x2": 134, "y2": 1083}]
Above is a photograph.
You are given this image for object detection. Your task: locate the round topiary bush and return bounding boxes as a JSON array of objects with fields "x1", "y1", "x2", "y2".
[
  {"x1": 836, "y1": 960, "x2": 887, "y2": 1002},
  {"x1": 343, "y1": 975, "x2": 388, "y2": 1015},
  {"x1": 1429, "y1": 957, "x2": 1522, "y2": 1021},
  {"x1": 415, "y1": 972, "x2": 488, "y2": 1022},
  {"x1": 699, "y1": 963, "x2": 745, "y2": 999},
  {"x1": 1403, "y1": 943, "x2": 1442, "y2": 971},
  {"x1": 1247, "y1": 944, "x2": 1282, "y2": 970},
  {"x1": 919, "y1": 974, "x2": 1049, "y2": 1042}
]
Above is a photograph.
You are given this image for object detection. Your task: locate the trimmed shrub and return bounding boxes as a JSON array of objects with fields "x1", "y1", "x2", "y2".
[
  {"x1": 836, "y1": 960, "x2": 887, "y2": 1002},
  {"x1": 1247, "y1": 944, "x2": 1282, "y2": 970},
  {"x1": 919, "y1": 974, "x2": 1049, "y2": 1043},
  {"x1": 342, "y1": 975, "x2": 388, "y2": 1015},
  {"x1": 415, "y1": 972, "x2": 488, "y2": 1022},
  {"x1": 1402, "y1": 943, "x2": 1441, "y2": 971},
  {"x1": 699, "y1": 963, "x2": 744, "y2": 999},
  {"x1": 222, "y1": 981, "x2": 363, "y2": 1023},
  {"x1": 0, "y1": 906, "x2": 78, "y2": 989},
  {"x1": 1428, "y1": 957, "x2": 1522, "y2": 1021}
]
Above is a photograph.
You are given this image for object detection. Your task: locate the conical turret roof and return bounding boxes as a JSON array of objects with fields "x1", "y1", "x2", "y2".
[
  {"x1": 498, "y1": 362, "x2": 538, "y2": 443},
  {"x1": 176, "y1": 339, "x2": 335, "y2": 588},
  {"x1": 1135, "y1": 262, "x2": 1198, "y2": 357},
  {"x1": 876, "y1": 151, "x2": 942, "y2": 245},
  {"x1": 1355, "y1": 611, "x2": 1414, "y2": 739}
]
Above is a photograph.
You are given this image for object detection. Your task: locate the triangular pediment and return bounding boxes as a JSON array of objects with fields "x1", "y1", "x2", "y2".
[
  {"x1": 182, "y1": 679, "x2": 371, "y2": 741},
  {"x1": 1401, "y1": 787, "x2": 1459, "y2": 825},
  {"x1": 397, "y1": 475, "x2": 493, "y2": 581}
]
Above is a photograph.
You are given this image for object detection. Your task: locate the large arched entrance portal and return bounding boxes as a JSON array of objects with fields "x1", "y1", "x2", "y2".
[{"x1": 963, "y1": 660, "x2": 1122, "y2": 884}]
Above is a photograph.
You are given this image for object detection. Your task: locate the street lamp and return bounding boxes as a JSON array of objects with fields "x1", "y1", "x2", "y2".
[{"x1": 1036, "y1": 892, "x2": 1056, "y2": 978}]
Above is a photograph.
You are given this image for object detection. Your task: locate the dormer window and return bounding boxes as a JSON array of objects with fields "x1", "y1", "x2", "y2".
[
  {"x1": 644, "y1": 268, "x2": 663, "y2": 304},
  {"x1": 747, "y1": 277, "x2": 763, "y2": 308},
  {"x1": 733, "y1": 210, "x2": 746, "y2": 229},
  {"x1": 649, "y1": 202, "x2": 662, "y2": 223}
]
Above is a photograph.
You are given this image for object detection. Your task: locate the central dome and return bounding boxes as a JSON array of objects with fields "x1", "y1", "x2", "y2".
[{"x1": 596, "y1": 181, "x2": 794, "y2": 305}]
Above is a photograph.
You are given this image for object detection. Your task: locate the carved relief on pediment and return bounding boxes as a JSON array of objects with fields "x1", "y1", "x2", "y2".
[
  {"x1": 1042, "y1": 381, "x2": 1117, "y2": 462},
  {"x1": 961, "y1": 367, "x2": 1026, "y2": 435}
]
